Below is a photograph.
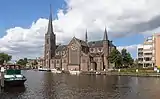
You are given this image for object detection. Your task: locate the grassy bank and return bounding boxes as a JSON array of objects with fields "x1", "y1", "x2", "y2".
[
  {"x1": 111, "y1": 68, "x2": 156, "y2": 73},
  {"x1": 80, "y1": 68, "x2": 160, "y2": 77},
  {"x1": 108, "y1": 68, "x2": 160, "y2": 77}
]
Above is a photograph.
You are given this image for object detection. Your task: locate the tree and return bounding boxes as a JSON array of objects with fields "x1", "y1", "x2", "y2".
[
  {"x1": 16, "y1": 58, "x2": 28, "y2": 66},
  {"x1": 0, "y1": 52, "x2": 12, "y2": 65},
  {"x1": 32, "y1": 60, "x2": 38, "y2": 66},
  {"x1": 121, "y1": 48, "x2": 134, "y2": 67},
  {"x1": 108, "y1": 48, "x2": 122, "y2": 68},
  {"x1": 127, "y1": 52, "x2": 134, "y2": 66},
  {"x1": 121, "y1": 49, "x2": 128, "y2": 66},
  {"x1": 132, "y1": 58, "x2": 138, "y2": 68},
  {"x1": 31, "y1": 60, "x2": 38, "y2": 69}
]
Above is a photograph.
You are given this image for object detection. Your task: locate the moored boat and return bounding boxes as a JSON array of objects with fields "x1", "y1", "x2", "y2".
[
  {"x1": 38, "y1": 68, "x2": 50, "y2": 71},
  {"x1": 4, "y1": 65, "x2": 27, "y2": 86},
  {"x1": 69, "y1": 70, "x2": 81, "y2": 75},
  {"x1": 51, "y1": 69, "x2": 62, "y2": 74}
]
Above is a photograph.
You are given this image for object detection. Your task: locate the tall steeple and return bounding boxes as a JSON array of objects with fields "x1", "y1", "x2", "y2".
[
  {"x1": 103, "y1": 27, "x2": 108, "y2": 41},
  {"x1": 85, "y1": 29, "x2": 88, "y2": 42},
  {"x1": 44, "y1": 4, "x2": 56, "y2": 69},
  {"x1": 47, "y1": 4, "x2": 54, "y2": 34},
  {"x1": 103, "y1": 26, "x2": 109, "y2": 71}
]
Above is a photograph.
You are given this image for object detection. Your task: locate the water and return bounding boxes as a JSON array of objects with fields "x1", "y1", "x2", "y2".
[{"x1": 1, "y1": 70, "x2": 160, "y2": 99}]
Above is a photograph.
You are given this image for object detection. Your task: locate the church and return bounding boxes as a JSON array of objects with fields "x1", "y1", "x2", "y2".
[{"x1": 43, "y1": 7, "x2": 116, "y2": 72}]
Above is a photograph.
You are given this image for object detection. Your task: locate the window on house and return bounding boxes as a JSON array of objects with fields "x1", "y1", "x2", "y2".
[
  {"x1": 144, "y1": 57, "x2": 152, "y2": 61},
  {"x1": 144, "y1": 53, "x2": 152, "y2": 56}
]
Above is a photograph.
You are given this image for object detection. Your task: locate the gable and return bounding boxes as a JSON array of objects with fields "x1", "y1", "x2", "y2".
[{"x1": 68, "y1": 37, "x2": 81, "y2": 47}]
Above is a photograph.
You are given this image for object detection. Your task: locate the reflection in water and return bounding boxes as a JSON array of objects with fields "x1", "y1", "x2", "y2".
[
  {"x1": 0, "y1": 86, "x2": 26, "y2": 98},
  {"x1": 1, "y1": 70, "x2": 160, "y2": 99},
  {"x1": 3, "y1": 86, "x2": 26, "y2": 93}
]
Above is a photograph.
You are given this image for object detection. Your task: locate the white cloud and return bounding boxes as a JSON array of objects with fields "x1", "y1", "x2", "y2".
[{"x1": 1, "y1": 0, "x2": 160, "y2": 60}]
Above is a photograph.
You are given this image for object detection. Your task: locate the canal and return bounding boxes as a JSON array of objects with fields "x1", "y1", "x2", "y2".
[{"x1": 1, "y1": 70, "x2": 160, "y2": 99}]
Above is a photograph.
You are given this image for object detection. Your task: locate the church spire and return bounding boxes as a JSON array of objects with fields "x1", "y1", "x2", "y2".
[
  {"x1": 85, "y1": 29, "x2": 88, "y2": 42},
  {"x1": 103, "y1": 27, "x2": 108, "y2": 41},
  {"x1": 47, "y1": 4, "x2": 54, "y2": 34}
]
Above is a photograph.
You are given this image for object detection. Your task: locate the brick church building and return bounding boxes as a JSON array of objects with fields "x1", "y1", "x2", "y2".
[{"x1": 43, "y1": 7, "x2": 116, "y2": 71}]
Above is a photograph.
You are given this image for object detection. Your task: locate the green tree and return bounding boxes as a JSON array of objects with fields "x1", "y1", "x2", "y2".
[
  {"x1": 23, "y1": 58, "x2": 28, "y2": 65},
  {"x1": 132, "y1": 58, "x2": 138, "y2": 68},
  {"x1": 16, "y1": 58, "x2": 28, "y2": 66},
  {"x1": 127, "y1": 52, "x2": 134, "y2": 66},
  {"x1": 121, "y1": 48, "x2": 134, "y2": 67},
  {"x1": 0, "y1": 52, "x2": 12, "y2": 65},
  {"x1": 31, "y1": 60, "x2": 38, "y2": 69},
  {"x1": 121, "y1": 48, "x2": 128, "y2": 66},
  {"x1": 108, "y1": 48, "x2": 122, "y2": 68}
]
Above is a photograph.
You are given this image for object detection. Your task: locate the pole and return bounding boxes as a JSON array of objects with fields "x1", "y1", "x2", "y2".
[{"x1": 1, "y1": 66, "x2": 5, "y2": 88}]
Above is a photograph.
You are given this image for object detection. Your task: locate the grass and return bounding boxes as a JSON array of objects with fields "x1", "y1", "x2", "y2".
[{"x1": 111, "y1": 67, "x2": 157, "y2": 73}]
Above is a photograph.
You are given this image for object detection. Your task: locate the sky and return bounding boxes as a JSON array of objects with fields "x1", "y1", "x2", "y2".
[{"x1": 0, "y1": 0, "x2": 159, "y2": 61}]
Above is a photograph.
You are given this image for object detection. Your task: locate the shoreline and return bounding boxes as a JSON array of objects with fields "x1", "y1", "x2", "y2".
[
  {"x1": 80, "y1": 71, "x2": 160, "y2": 77},
  {"x1": 28, "y1": 69, "x2": 160, "y2": 77}
]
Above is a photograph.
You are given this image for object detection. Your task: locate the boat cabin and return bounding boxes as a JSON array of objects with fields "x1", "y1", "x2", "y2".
[{"x1": 5, "y1": 65, "x2": 22, "y2": 75}]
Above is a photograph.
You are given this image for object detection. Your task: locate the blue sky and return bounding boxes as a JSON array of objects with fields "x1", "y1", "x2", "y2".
[
  {"x1": 0, "y1": 0, "x2": 153, "y2": 59},
  {"x1": 0, "y1": 0, "x2": 66, "y2": 36}
]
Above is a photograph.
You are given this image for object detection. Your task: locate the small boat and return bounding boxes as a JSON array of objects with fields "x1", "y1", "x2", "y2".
[
  {"x1": 4, "y1": 65, "x2": 27, "y2": 86},
  {"x1": 69, "y1": 70, "x2": 81, "y2": 75},
  {"x1": 38, "y1": 67, "x2": 51, "y2": 72},
  {"x1": 51, "y1": 69, "x2": 62, "y2": 74},
  {"x1": 38, "y1": 68, "x2": 49, "y2": 71}
]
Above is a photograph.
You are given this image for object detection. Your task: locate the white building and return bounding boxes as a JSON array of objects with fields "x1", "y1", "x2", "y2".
[{"x1": 137, "y1": 36, "x2": 155, "y2": 68}]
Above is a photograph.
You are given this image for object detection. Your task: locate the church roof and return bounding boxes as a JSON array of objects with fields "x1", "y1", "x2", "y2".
[
  {"x1": 55, "y1": 45, "x2": 67, "y2": 52},
  {"x1": 88, "y1": 40, "x2": 103, "y2": 47},
  {"x1": 74, "y1": 37, "x2": 88, "y2": 47},
  {"x1": 54, "y1": 39, "x2": 116, "y2": 53},
  {"x1": 88, "y1": 40, "x2": 115, "y2": 48}
]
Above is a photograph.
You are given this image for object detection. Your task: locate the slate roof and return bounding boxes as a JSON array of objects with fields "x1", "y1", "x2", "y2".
[
  {"x1": 88, "y1": 40, "x2": 103, "y2": 48},
  {"x1": 54, "y1": 39, "x2": 116, "y2": 53},
  {"x1": 88, "y1": 40, "x2": 115, "y2": 48},
  {"x1": 74, "y1": 37, "x2": 88, "y2": 47},
  {"x1": 55, "y1": 45, "x2": 67, "y2": 52}
]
